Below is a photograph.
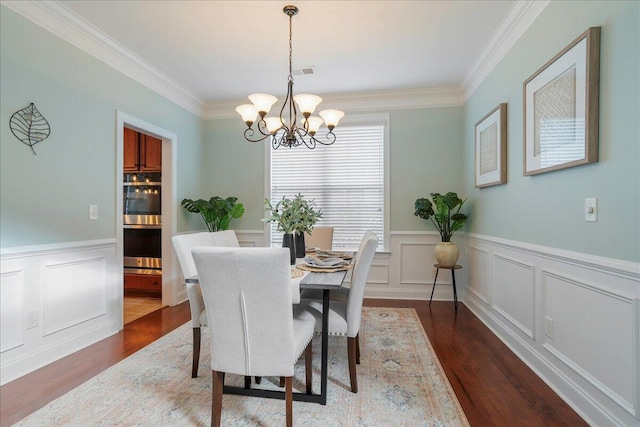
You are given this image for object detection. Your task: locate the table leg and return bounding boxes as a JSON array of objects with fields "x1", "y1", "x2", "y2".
[
  {"x1": 451, "y1": 269, "x2": 458, "y2": 312},
  {"x1": 429, "y1": 268, "x2": 440, "y2": 306},
  {"x1": 320, "y1": 289, "x2": 330, "y2": 405}
]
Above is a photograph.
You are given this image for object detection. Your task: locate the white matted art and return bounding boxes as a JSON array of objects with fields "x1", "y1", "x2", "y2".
[
  {"x1": 523, "y1": 27, "x2": 600, "y2": 176},
  {"x1": 475, "y1": 103, "x2": 507, "y2": 188}
]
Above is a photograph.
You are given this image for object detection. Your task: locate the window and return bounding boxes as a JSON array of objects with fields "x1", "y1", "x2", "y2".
[{"x1": 268, "y1": 115, "x2": 388, "y2": 251}]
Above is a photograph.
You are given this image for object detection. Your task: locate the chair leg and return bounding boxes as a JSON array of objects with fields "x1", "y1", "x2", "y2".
[
  {"x1": 347, "y1": 337, "x2": 358, "y2": 393},
  {"x1": 192, "y1": 327, "x2": 201, "y2": 378},
  {"x1": 279, "y1": 377, "x2": 285, "y2": 388},
  {"x1": 355, "y1": 333, "x2": 361, "y2": 365},
  {"x1": 212, "y1": 370, "x2": 224, "y2": 427},
  {"x1": 305, "y1": 340, "x2": 313, "y2": 394},
  {"x1": 255, "y1": 376, "x2": 262, "y2": 384},
  {"x1": 285, "y1": 376, "x2": 293, "y2": 427}
]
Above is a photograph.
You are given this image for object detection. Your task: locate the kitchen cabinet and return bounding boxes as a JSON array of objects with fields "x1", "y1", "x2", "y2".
[
  {"x1": 124, "y1": 128, "x2": 162, "y2": 172},
  {"x1": 124, "y1": 273, "x2": 162, "y2": 297}
]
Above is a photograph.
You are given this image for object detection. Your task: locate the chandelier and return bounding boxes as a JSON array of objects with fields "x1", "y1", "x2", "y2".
[{"x1": 235, "y1": 5, "x2": 344, "y2": 149}]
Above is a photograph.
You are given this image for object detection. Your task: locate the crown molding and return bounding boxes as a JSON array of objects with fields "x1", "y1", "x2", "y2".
[
  {"x1": 3, "y1": 0, "x2": 548, "y2": 120},
  {"x1": 1, "y1": 0, "x2": 206, "y2": 117},
  {"x1": 203, "y1": 87, "x2": 465, "y2": 120},
  {"x1": 461, "y1": 0, "x2": 550, "y2": 101}
]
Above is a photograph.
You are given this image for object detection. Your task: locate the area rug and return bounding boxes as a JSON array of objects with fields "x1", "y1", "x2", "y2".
[{"x1": 16, "y1": 308, "x2": 469, "y2": 426}]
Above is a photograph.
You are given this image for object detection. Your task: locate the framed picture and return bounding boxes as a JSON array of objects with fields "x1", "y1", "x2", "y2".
[
  {"x1": 523, "y1": 27, "x2": 600, "y2": 176},
  {"x1": 475, "y1": 103, "x2": 507, "y2": 188}
]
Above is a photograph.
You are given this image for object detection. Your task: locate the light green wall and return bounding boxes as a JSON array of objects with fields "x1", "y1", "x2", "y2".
[
  {"x1": 205, "y1": 107, "x2": 464, "y2": 232},
  {"x1": 0, "y1": 6, "x2": 207, "y2": 247},
  {"x1": 462, "y1": 1, "x2": 639, "y2": 262}
]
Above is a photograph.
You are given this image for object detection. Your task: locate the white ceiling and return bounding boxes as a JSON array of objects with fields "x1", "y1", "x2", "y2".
[{"x1": 5, "y1": 1, "x2": 549, "y2": 117}]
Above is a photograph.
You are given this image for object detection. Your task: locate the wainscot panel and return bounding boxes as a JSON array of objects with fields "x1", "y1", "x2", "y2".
[
  {"x1": 465, "y1": 233, "x2": 640, "y2": 427},
  {"x1": 0, "y1": 240, "x2": 119, "y2": 385}
]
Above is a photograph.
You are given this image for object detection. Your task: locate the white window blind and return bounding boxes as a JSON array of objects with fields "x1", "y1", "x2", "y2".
[{"x1": 270, "y1": 123, "x2": 385, "y2": 251}]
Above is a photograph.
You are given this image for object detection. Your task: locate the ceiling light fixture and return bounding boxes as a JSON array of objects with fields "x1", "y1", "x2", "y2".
[{"x1": 235, "y1": 5, "x2": 344, "y2": 149}]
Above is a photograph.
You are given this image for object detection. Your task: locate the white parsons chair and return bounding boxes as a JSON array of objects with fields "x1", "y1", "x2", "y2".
[
  {"x1": 295, "y1": 230, "x2": 378, "y2": 393},
  {"x1": 304, "y1": 226, "x2": 334, "y2": 250},
  {"x1": 192, "y1": 247, "x2": 316, "y2": 427},
  {"x1": 172, "y1": 230, "x2": 239, "y2": 378}
]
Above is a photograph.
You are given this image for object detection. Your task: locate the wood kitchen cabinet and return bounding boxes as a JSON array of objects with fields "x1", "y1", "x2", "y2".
[
  {"x1": 124, "y1": 273, "x2": 162, "y2": 297},
  {"x1": 124, "y1": 127, "x2": 162, "y2": 172}
]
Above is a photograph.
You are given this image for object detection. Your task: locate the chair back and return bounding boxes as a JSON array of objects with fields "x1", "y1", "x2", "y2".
[
  {"x1": 346, "y1": 231, "x2": 378, "y2": 337},
  {"x1": 192, "y1": 247, "x2": 295, "y2": 377},
  {"x1": 304, "y1": 226, "x2": 334, "y2": 250},
  {"x1": 172, "y1": 230, "x2": 239, "y2": 279}
]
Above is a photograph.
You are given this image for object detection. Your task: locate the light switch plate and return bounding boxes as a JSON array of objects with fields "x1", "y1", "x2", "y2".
[
  {"x1": 585, "y1": 198, "x2": 597, "y2": 222},
  {"x1": 544, "y1": 316, "x2": 554, "y2": 339},
  {"x1": 89, "y1": 204, "x2": 98, "y2": 220}
]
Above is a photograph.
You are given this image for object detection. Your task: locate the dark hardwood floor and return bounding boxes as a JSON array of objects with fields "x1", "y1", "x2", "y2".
[{"x1": 0, "y1": 300, "x2": 587, "y2": 427}]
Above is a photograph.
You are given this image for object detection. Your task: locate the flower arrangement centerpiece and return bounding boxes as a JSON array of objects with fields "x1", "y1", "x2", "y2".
[{"x1": 263, "y1": 194, "x2": 322, "y2": 263}]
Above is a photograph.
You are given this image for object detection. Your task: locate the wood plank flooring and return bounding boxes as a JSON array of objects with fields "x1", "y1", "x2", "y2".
[{"x1": 0, "y1": 300, "x2": 587, "y2": 427}]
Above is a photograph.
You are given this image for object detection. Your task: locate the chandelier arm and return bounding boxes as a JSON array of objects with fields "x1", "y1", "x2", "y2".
[
  {"x1": 243, "y1": 127, "x2": 273, "y2": 143},
  {"x1": 317, "y1": 130, "x2": 337, "y2": 146},
  {"x1": 294, "y1": 126, "x2": 317, "y2": 149}
]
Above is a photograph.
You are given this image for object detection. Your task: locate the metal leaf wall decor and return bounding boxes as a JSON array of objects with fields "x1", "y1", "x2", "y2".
[{"x1": 10, "y1": 103, "x2": 51, "y2": 155}]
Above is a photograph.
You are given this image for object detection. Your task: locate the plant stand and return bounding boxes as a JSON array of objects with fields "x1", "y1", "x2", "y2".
[{"x1": 429, "y1": 264, "x2": 461, "y2": 313}]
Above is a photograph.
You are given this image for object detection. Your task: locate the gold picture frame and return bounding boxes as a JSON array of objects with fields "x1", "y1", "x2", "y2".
[
  {"x1": 523, "y1": 27, "x2": 600, "y2": 176},
  {"x1": 475, "y1": 103, "x2": 507, "y2": 188}
]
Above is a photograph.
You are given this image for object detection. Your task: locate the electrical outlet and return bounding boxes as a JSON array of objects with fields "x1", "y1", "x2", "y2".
[
  {"x1": 26, "y1": 309, "x2": 39, "y2": 329},
  {"x1": 544, "y1": 316, "x2": 554, "y2": 339}
]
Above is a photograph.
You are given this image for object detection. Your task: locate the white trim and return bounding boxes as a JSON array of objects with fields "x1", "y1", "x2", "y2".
[
  {"x1": 467, "y1": 233, "x2": 640, "y2": 279},
  {"x1": 116, "y1": 112, "x2": 179, "y2": 314},
  {"x1": 2, "y1": 0, "x2": 548, "y2": 118},
  {"x1": 461, "y1": 0, "x2": 550, "y2": 100},
  {"x1": 0, "y1": 239, "x2": 116, "y2": 258},
  {"x1": 465, "y1": 233, "x2": 640, "y2": 426}
]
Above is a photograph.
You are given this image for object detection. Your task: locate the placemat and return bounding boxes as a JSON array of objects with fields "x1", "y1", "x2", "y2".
[
  {"x1": 296, "y1": 263, "x2": 353, "y2": 273},
  {"x1": 291, "y1": 268, "x2": 304, "y2": 279}
]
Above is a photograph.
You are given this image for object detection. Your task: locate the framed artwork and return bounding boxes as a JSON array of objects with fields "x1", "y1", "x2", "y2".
[
  {"x1": 475, "y1": 103, "x2": 507, "y2": 188},
  {"x1": 523, "y1": 27, "x2": 600, "y2": 176}
]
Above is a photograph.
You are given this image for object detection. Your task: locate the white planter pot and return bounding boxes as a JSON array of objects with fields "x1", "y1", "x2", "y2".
[{"x1": 434, "y1": 242, "x2": 459, "y2": 268}]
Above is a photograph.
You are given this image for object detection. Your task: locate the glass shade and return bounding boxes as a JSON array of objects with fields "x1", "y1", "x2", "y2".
[
  {"x1": 248, "y1": 93, "x2": 278, "y2": 114},
  {"x1": 235, "y1": 104, "x2": 258, "y2": 125},
  {"x1": 293, "y1": 94, "x2": 323, "y2": 115},
  {"x1": 319, "y1": 109, "x2": 345, "y2": 129},
  {"x1": 303, "y1": 116, "x2": 324, "y2": 135},
  {"x1": 265, "y1": 117, "x2": 284, "y2": 133}
]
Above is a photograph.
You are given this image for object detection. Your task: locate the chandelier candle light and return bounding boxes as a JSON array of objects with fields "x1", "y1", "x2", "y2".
[{"x1": 236, "y1": 5, "x2": 344, "y2": 149}]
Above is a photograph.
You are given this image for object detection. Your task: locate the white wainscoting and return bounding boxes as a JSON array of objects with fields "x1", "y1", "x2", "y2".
[
  {"x1": 234, "y1": 230, "x2": 458, "y2": 301},
  {"x1": 0, "y1": 240, "x2": 120, "y2": 385},
  {"x1": 465, "y1": 233, "x2": 640, "y2": 427}
]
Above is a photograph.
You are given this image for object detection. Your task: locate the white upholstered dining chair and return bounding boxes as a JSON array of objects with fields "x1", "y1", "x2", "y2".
[
  {"x1": 304, "y1": 226, "x2": 334, "y2": 250},
  {"x1": 294, "y1": 230, "x2": 378, "y2": 393},
  {"x1": 172, "y1": 230, "x2": 239, "y2": 378},
  {"x1": 192, "y1": 246, "x2": 316, "y2": 427}
]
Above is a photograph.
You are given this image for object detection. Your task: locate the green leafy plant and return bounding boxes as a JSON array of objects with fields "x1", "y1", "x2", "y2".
[
  {"x1": 263, "y1": 194, "x2": 322, "y2": 235},
  {"x1": 181, "y1": 196, "x2": 244, "y2": 232},
  {"x1": 414, "y1": 192, "x2": 468, "y2": 242}
]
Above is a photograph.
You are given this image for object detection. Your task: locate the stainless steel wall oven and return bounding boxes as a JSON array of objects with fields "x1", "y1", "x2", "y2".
[{"x1": 123, "y1": 172, "x2": 162, "y2": 275}]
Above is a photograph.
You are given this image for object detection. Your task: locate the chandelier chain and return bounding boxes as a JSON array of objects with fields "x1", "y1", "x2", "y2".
[{"x1": 288, "y1": 12, "x2": 293, "y2": 81}]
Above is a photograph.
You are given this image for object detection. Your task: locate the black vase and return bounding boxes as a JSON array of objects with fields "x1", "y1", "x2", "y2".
[
  {"x1": 282, "y1": 233, "x2": 296, "y2": 265},
  {"x1": 294, "y1": 232, "x2": 306, "y2": 258}
]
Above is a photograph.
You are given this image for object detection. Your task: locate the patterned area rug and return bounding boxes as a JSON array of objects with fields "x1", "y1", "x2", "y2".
[{"x1": 16, "y1": 308, "x2": 469, "y2": 426}]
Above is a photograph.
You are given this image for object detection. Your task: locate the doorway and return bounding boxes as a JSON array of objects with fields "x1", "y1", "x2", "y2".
[{"x1": 116, "y1": 111, "x2": 179, "y2": 329}]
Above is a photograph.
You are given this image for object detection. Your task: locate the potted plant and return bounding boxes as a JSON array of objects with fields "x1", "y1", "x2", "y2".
[
  {"x1": 263, "y1": 194, "x2": 322, "y2": 263},
  {"x1": 291, "y1": 194, "x2": 323, "y2": 257},
  {"x1": 181, "y1": 196, "x2": 244, "y2": 232},
  {"x1": 414, "y1": 192, "x2": 468, "y2": 267}
]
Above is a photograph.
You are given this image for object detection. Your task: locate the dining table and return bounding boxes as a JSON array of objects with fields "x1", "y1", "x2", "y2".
[{"x1": 185, "y1": 254, "x2": 352, "y2": 405}]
